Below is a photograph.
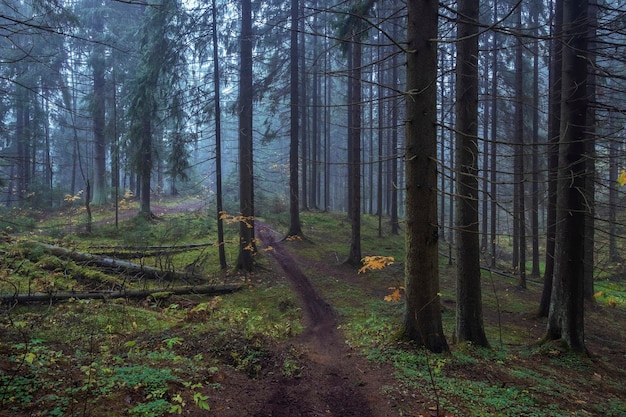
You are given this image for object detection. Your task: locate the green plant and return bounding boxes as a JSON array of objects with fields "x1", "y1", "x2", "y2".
[{"x1": 129, "y1": 399, "x2": 171, "y2": 417}]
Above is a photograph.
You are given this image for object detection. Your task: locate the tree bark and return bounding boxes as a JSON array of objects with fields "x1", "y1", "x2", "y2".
[
  {"x1": 514, "y1": 3, "x2": 526, "y2": 288},
  {"x1": 212, "y1": 0, "x2": 227, "y2": 269},
  {"x1": 401, "y1": 0, "x2": 448, "y2": 353},
  {"x1": 454, "y1": 0, "x2": 489, "y2": 347},
  {"x1": 531, "y1": 0, "x2": 541, "y2": 278},
  {"x1": 539, "y1": 0, "x2": 563, "y2": 317},
  {"x1": 346, "y1": 38, "x2": 362, "y2": 267},
  {"x1": 583, "y1": 0, "x2": 597, "y2": 301},
  {"x1": 287, "y1": 0, "x2": 303, "y2": 238},
  {"x1": 91, "y1": 4, "x2": 108, "y2": 206},
  {"x1": 237, "y1": 0, "x2": 255, "y2": 272},
  {"x1": 390, "y1": 22, "x2": 399, "y2": 235},
  {"x1": 547, "y1": 0, "x2": 589, "y2": 353}
]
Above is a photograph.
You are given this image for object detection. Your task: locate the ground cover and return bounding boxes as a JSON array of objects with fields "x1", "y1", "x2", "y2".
[{"x1": 0, "y1": 201, "x2": 624, "y2": 416}]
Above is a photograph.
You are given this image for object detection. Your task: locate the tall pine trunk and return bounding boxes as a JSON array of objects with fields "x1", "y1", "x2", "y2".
[
  {"x1": 514, "y1": 3, "x2": 526, "y2": 288},
  {"x1": 212, "y1": 0, "x2": 227, "y2": 269},
  {"x1": 287, "y1": 0, "x2": 303, "y2": 238},
  {"x1": 547, "y1": 0, "x2": 589, "y2": 353},
  {"x1": 402, "y1": 0, "x2": 448, "y2": 353},
  {"x1": 455, "y1": 0, "x2": 489, "y2": 347},
  {"x1": 539, "y1": 0, "x2": 563, "y2": 317},
  {"x1": 346, "y1": 39, "x2": 362, "y2": 266},
  {"x1": 237, "y1": 0, "x2": 255, "y2": 272}
]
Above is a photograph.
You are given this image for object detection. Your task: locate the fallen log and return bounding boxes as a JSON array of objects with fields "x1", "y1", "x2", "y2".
[
  {"x1": 87, "y1": 242, "x2": 216, "y2": 259},
  {"x1": 34, "y1": 242, "x2": 205, "y2": 283},
  {"x1": 88, "y1": 242, "x2": 216, "y2": 251},
  {"x1": 0, "y1": 284, "x2": 243, "y2": 305}
]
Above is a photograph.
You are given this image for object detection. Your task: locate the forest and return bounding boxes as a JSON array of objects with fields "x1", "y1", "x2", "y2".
[{"x1": 0, "y1": 0, "x2": 626, "y2": 416}]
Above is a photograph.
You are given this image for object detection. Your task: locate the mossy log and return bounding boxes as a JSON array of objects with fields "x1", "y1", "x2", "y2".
[
  {"x1": 87, "y1": 242, "x2": 216, "y2": 259},
  {"x1": 35, "y1": 242, "x2": 205, "y2": 282},
  {"x1": 0, "y1": 284, "x2": 242, "y2": 304}
]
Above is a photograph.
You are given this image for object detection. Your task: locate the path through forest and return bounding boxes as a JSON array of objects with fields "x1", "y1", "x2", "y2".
[{"x1": 252, "y1": 224, "x2": 415, "y2": 417}]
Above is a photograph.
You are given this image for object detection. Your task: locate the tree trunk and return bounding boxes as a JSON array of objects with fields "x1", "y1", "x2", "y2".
[
  {"x1": 310, "y1": 25, "x2": 319, "y2": 211},
  {"x1": 455, "y1": 0, "x2": 489, "y2": 347},
  {"x1": 346, "y1": 39, "x2": 362, "y2": 267},
  {"x1": 139, "y1": 112, "x2": 152, "y2": 217},
  {"x1": 299, "y1": 7, "x2": 308, "y2": 211},
  {"x1": 514, "y1": 3, "x2": 526, "y2": 289},
  {"x1": 490, "y1": 34, "x2": 498, "y2": 267},
  {"x1": 401, "y1": 0, "x2": 449, "y2": 353},
  {"x1": 390, "y1": 22, "x2": 400, "y2": 235},
  {"x1": 237, "y1": 0, "x2": 255, "y2": 272},
  {"x1": 1, "y1": 285, "x2": 241, "y2": 305},
  {"x1": 583, "y1": 0, "x2": 597, "y2": 301},
  {"x1": 287, "y1": 0, "x2": 303, "y2": 238},
  {"x1": 34, "y1": 242, "x2": 208, "y2": 283},
  {"x1": 608, "y1": 113, "x2": 619, "y2": 262},
  {"x1": 539, "y1": 0, "x2": 563, "y2": 317},
  {"x1": 490, "y1": 1, "x2": 499, "y2": 268},
  {"x1": 91, "y1": 7, "x2": 108, "y2": 206},
  {"x1": 212, "y1": 0, "x2": 227, "y2": 269},
  {"x1": 547, "y1": 0, "x2": 589, "y2": 353},
  {"x1": 531, "y1": 0, "x2": 541, "y2": 278}
]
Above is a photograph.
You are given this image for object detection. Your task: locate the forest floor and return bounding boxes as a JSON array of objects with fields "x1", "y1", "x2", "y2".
[{"x1": 1, "y1": 199, "x2": 625, "y2": 416}]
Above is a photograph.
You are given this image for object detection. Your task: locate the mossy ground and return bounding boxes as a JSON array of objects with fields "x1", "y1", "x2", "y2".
[{"x1": 0, "y1": 200, "x2": 625, "y2": 416}]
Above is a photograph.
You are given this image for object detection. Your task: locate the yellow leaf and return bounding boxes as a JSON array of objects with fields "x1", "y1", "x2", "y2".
[
  {"x1": 359, "y1": 256, "x2": 394, "y2": 274},
  {"x1": 384, "y1": 288, "x2": 403, "y2": 302},
  {"x1": 618, "y1": 169, "x2": 626, "y2": 187}
]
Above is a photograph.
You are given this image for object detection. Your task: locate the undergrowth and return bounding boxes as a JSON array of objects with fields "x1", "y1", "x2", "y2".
[
  {"x1": 284, "y1": 211, "x2": 626, "y2": 417},
  {"x1": 0, "y1": 205, "x2": 625, "y2": 416}
]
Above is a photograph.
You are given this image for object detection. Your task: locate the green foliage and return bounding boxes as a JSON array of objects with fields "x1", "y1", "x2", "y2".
[
  {"x1": 113, "y1": 366, "x2": 177, "y2": 398},
  {"x1": 594, "y1": 281, "x2": 626, "y2": 308},
  {"x1": 2, "y1": 209, "x2": 625, "y2": 416},
  {"x1": 0, "y1": 209, "x2": 37, "y2": 233},
  {"x1": 129, "y1": 399, "x2": 171, "y2": 417}
]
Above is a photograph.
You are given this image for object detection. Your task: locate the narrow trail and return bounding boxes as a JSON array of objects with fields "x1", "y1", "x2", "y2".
[{"x1": 255, "y1": 224, "x2": 404, "y2": 417}]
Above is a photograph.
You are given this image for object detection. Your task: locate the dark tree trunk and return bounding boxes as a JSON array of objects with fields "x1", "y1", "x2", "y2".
[
  {"x1": 514, "y1": 3, "x2": 526, "y2": 289},
  {"x1": 287, "y1": 0, "x2": 303, "y2": 238},
  {"x1": 547, "y1": 0, "x2": 589, "y2": 353},
  {"x1": 608, "y1": 115, "x2": 619, "y2": 262},
  {"x1": 212, "y1": 0, "x2": 227, "y2": 269},
  {"x1": 490, "y1": 28, "x2": 498, "y2": 268},
  {"x1": 237, "y1": 0, "x2": 255, "y2": 272},
  {"x1": 531, "y1": 0, "x2": 541, "y2": 278},
  {"x1": 299, "y1": 8, "x2": 308, "y2": 211},
  {"x1": 346, "y1": 39, "x2": 362, "y2": 267},
  {"x1": 583, "y1": 0, "x2": 597, "y2": 301},
  {"x1": 390, "y1": 22, "x2": 399, "y2": 235},
  {"x1": 139, "y1": 112, "x2": 152, "y2": 217},
  {"x1": 539, "y1": 0, "x2": 563, "y2": 317},
  {"x1": 91, "y1": 9, "x2": 107, "y2": 206},
  {"x1": 455, "y1": 0, "x2": 489, "y2": 347},
  {"x1": 401, "y1": 0, "x2": 449, "y2": 353},
  {"x1": 310, "y1": 22, "x2": 319, "y2": 211}
]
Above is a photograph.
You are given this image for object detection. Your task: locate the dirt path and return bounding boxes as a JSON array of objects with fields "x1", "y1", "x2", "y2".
[{"x1": 255, "y1": 224, "x2": 406, "y2": 417}]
